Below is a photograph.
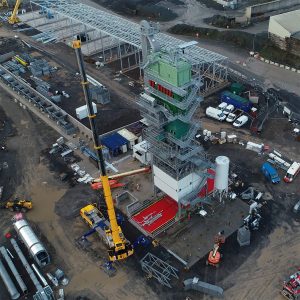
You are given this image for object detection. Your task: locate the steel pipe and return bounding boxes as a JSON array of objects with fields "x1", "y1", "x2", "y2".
[
  {"x1": 0, "y1": 259, "x2": 20, "y2": 299},
  {"x1": 0, "y1": 247, "x2": 27, "y2": 294}
]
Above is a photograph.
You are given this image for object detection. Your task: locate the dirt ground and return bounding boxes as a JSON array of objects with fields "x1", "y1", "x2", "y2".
[
  {"x1": 0, "y1": 29, "x2": 141, "y2": 135},
  {"x1": 0, "y1": 91, "x2": 157, "y2": 300},
  {"x1": 1, "y1": 12, "x2": 300, "y2": 300},
  {"x1": 1, "y1": 80, "x2": 300, "y2": 300}
]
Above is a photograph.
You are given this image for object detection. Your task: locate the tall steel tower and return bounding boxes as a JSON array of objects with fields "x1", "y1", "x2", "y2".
[{"x1": 138, "y1": 21, "x2": 213, "y2": 219}]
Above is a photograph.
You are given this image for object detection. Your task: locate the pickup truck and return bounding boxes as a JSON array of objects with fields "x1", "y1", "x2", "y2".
[{"x1": 261, "y1": 162, "x2": 280, "y2": 184}]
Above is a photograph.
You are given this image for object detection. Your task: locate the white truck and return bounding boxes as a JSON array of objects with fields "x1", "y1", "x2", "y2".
[{"x1": 205, "y1": 107, "x2": 226, "y2": 121}]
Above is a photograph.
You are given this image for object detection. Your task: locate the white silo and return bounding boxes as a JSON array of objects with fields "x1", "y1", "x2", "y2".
[{"x1": 214, "y1": 156, "x2": 230, "y2": 201}]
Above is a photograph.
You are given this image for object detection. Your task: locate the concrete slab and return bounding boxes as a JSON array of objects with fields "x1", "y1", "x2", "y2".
[{"x1": 160, "y1": 199, "x2": 249, "y2": 268}]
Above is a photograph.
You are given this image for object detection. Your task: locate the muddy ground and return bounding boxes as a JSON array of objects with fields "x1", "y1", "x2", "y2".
[
  {"x1": 0, "y1": 89, "x2": 158, "y2": 300},
  {"x1": 0, "y1": 33, "x2": 141, "y2": 135},
  {"x1": 1, "y1": 18, "x2": 300, "y2": 300}
]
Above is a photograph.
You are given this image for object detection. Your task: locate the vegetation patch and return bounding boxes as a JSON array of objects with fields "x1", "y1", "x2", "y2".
[
  {"x1": 204, "y1": 15, "x2": 247, "y2": 29},
  {"x1": 100, "y1": 0, "x2": 178, "y2": 21}
]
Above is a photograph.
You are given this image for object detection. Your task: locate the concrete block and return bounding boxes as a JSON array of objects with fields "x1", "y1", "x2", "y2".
[
  {"x1": 274, "y1": 63, "x2": 279, "y2": 66},
  {"x1": 280, "y1": 64, "x2": 284, "y2": 68},
  {"x1": 260, "y1": 57, "x2": 265, "y2": 61},
  {"x1": 285, "y1": 66, "x2": 290, "y2": 70},
  {"x1": 265, "y1": 60, "x2": 269, "y2": 63},
  {"x1": 297, "y1": 70, "x2": 300, "y2": 73},
  {"x1": 270, "y1": 61, "x2": 274, "y2": 65},
  {"x1": 291, "y1": 68, "x2": 296, "y2": 72}
]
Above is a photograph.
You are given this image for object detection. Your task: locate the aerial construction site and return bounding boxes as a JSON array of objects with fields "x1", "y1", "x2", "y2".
[{"x1": 0, "y1": 0, "x2": 300, "y2": 299}]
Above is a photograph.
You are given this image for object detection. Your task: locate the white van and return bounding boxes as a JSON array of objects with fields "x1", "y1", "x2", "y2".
[
  {"x1": 223, "y1": 104, "x2": 235, "y2": 115},
  {"x1": 218, "y1": 102, "x2": 228, "y2": 111},
  {"x1": 205, "y1": 107, "x2": 226, "y2": 121}
]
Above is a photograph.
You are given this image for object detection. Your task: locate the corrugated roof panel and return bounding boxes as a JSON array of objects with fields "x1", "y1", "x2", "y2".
[{"x1": 270, "y1": 9, "x2": 300, "y2": 35}]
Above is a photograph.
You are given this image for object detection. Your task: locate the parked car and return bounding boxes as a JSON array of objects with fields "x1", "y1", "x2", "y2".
[
  {"x1": 206, "y1": 107, "x2": 226, "y2": 121},
  {"x1": 261, "y1": 162, "x2": 280, "y2": 184},
  {"x1": 233, "y1": 115, "x2": 249, "y2": 127},
  {"x1": 218, "y1": 102, "x2": 228, "y2": 111},
  {"x1": 226, "y1": 113, "x2": 236, "y2": 123},
  {"x1": 293, "y1": 200, "x2": 300, "y2": 213},
  {"x1": 223, "y1": 104, "x2": 235, "y2": 115}
]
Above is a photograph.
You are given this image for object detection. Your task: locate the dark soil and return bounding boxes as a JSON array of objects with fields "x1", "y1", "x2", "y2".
[
  {"x1": 92, "y1": 0, "x2": 179, "y2": 21},
  {"x1": 0, "y1": 104, "x2": 21, "y2": 201},
  {"x1": 1, "y1": 37, "x2": 141, "y2": 135}
]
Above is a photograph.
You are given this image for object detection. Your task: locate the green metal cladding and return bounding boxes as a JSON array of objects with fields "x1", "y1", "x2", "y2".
[{"x1": 148, "y1": 57, "x2": 191, "y2": 87}]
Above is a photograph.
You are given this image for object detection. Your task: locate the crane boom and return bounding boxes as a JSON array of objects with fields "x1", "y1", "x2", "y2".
[
  {"x1": 73, "y1": 40, "x2": 133, "y2": 261},
  {"x1": 8, "y1": 0, "x2": 21, "y2": 24}
]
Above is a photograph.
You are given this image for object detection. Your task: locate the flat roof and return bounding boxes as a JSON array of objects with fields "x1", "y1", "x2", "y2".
[
  {"x1": 118, "y1": 128, "x2": 138, "y2": 142},
  {"x1": 101, "y1": 132, "x2": 128, "y2": 151},
  {"x1": 270, "y1": 9, "x2": 300, "y2": 35}
]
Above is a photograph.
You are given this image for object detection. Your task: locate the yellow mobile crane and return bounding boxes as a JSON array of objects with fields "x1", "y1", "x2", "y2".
[
  {"x1": 8, "y1": 0, "x2": 21, "y2": 24},
  {"x1": 73, "y1": 40, "x2": 134, "y2": 262}
]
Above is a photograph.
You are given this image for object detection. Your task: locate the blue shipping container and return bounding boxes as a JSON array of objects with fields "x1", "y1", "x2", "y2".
[
  {"x1": 261, "y1": 162, "x2": 280, "y2": 184},
  {"x1": 221, "y1": 91, "x2": 252, "y2": 112}
]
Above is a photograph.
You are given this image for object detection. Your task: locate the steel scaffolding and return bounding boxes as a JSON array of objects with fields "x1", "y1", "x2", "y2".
[
  {"x1": 137, "y1": 22, "x2": 213, "y2": 219},
  {"x1": 24, "y1": 0, "x2": 228, "y2": 94},
  {"x1": 140, "y1": 252, "x2": 179, "y2": 288}
]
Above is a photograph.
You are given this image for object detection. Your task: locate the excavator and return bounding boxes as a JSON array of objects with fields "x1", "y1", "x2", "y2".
[
  {"x1": 0, "y1": 199, "x2": 32, "y2": 212},
  {"x1": 8, "y1": 0, "x2": 21, "y2": 24},
  {"x1": 73, "y1": 40, "x2": 133, "y2": 262},
  {"x1": 0, "y1": 0, "x2": 8, "y2": 9},
  {"x1": 206, "y1": 231, "x2": 225, "y2": 267}
]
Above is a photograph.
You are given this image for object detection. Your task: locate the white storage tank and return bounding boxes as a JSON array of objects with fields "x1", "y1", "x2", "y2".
[
  {"x1": 13, "y1": 219, "x2": 50, "y2": 267},
  {"x1": 220, "y1": 131, "x2": 226, "y2": 139},
  {"x1": 214, "y1": 156, "x2": 230, "y2": 192}
]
